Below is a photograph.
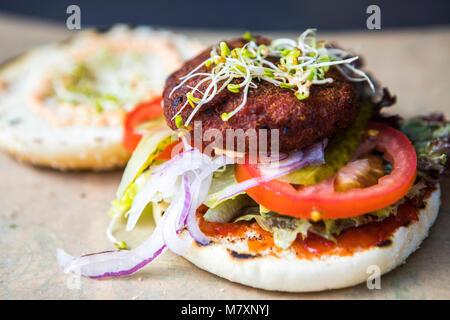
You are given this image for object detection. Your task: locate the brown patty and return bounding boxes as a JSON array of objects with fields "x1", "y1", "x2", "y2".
[{"x1": 162, "y1": 38, "x2": 360, "y2": 153}]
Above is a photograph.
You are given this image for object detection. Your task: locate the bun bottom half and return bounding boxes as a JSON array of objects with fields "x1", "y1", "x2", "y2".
[{"x1": 153, "y1": 185, "x2": 440, "y2": 292}]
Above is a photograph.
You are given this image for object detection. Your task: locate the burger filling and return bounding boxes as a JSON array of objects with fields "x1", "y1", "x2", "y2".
[{"x1": 106, "y1": 108, "x2": 447, "y2": 253}]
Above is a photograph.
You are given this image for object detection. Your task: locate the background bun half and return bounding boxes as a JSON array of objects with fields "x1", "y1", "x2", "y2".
[{"x1": 0, "y1": 25, "x2": 202, "y2": 170}]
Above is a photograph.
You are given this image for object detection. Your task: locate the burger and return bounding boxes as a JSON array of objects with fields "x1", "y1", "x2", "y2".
[{"x1": 57, "y1": 29, "x2": 449, "y2": 292}]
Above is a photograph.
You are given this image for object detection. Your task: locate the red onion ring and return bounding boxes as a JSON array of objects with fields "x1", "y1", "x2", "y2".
[
  {"x1": 57, "y1": 216, "x2": 167, "y2": 279},
  {"x1": 218, "y1": 139, "x2": 327, "y2": 202}
]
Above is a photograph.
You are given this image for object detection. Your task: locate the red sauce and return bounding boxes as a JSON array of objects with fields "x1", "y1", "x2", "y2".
[{"x1": 197, "y1": 191, "x2": 431, "y2": 259}]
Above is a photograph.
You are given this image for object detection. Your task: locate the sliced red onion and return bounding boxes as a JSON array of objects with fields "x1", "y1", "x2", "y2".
[
  {"x1": 125, "y1": 149, "x2": 213, "y2": 232},
  {"x1": 260, "y1": 150, "x2": 304, "y2": 170},
  {"x1": 257, "y1": 152, "x2": 289, "y2": 163},
  {"x1": 56, "y1": 214, "x2": 166, "y2": 279},
  {"x1": 177, "y1": 174, "x2": 193, "y2": 229},
  {"x1": 162, "y1": 174, "x2": 194, "y2": 255},
  {"x1": 271, "y1": 152, "x2": 289, "y2": 161},
  {"x1": 185, "y1": 155, "x2": 231, "y2": 245},
  {"x1": 57, "y1": 149, "x2": 233, "y2": 278},
  {"x1": 185, "y1": 175, "x2": 210, "y2": 245},
  {"x1": 152, "y1": 148, "x2": 203, "y2": 177},
  {"x1": 218, "y1": 139, "x2": 327, "y2": 202},
  {"x1": 261, "y1": 138, "x2": 327, "y2": 171}
]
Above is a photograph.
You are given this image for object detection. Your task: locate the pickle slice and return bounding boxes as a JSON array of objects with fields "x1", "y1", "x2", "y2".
[{"x1": 279, "y1": 101, "x2": 373, "y2": 185}]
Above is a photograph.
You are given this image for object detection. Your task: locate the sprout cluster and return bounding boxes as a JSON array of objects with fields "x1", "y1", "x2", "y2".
[{"x1": 170, "y1": 29, "x2": 374, "y2": 127}]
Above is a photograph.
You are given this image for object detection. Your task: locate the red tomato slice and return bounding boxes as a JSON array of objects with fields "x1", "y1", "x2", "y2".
[
  {"x1": 156, "y1": 141, "x2": 181, "y2": 160},
  {"x1": 123, "y1": 98, "x2": 164, "y2": 152},
  {"x1": 235, "y1": 122, "x2": 417, "y2": 219}
]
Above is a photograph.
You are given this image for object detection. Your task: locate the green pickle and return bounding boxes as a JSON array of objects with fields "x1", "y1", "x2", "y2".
[{"x1": 279, "y1": 101, "x2": 373, "y2": 185}]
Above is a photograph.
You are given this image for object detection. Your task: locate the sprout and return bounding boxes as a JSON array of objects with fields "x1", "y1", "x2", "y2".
[
  {"x1": 263, "y1": 69, "x2": 275, "y2": 78},
  {"x1": 227, "y1": 84, "x2": 240, "y2": 93},
  {"x1": 106, "y1": 217, "x2": 127, "y2": 250},
  {"x1": 308, "y1": 67, "x2": 317, "y2": 81},
  {"x1": 175, "y1": 115, "x2": 183, "y2": 128},
  {"x1": 221, "y1": 112, "x2": 229, "y2": 121},
  {"x1": 114, "y1": 241, "x2": 128, "y2": 250},
  {"x1": 243, "y1": 31, "x2": 255, "y2": 41},
  {"x1": 169, "y1": 28, "x2": 374, "y2": 125},
  {"x1": 295, "y1": 92, "x2": 308, "y2": 100},
  {"x1": 242, "y1": 49, "x2": 256, "y2": 58},
  {"x1": 258, "y1": 45, "x2": 269, "y2": 56},
  {"x1": 220, "y1": 42, "x2": 230, "y2": 57},
  {"x1": 310, "y1": 37, "x2": 317, "y2": 49},
  {"x1": 281, "y1": 49, "x2": 291, "y2": 56},
  {"x1": 186, "y1": 92, "x2": 200, "y2": 108},
  {"x1": 280, "y1": 83, "x2": 295, "y2": 89}
]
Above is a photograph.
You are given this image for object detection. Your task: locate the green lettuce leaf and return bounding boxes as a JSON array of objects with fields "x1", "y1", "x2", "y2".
[
  {"x1": 116, "y1": 119, "x2": 174, "y2": 199},
  {"x1": 400, "y1": 114, "x2": 450, "y2": 180},
  {"x1": 110, "y1": 118, "x2": 175, "y2": 218},
  {"x1": 204, "y1": 194, "x2": 256, "y2": 223},
  {"x1": 235, "y1": 210, "x2": 311, "y2": 249},
  {"x1": 233, "y1": 202, "x2": 399, "y2": 248},
  {"x1": 108, "y1": 170, "x2": 152, "y2": 218},
  {"x1": 203, "y1": 165, "x2": 244, "y2": 208}
]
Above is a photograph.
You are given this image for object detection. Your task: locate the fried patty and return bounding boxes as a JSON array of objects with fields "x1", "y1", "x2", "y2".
[{"x1": 162, "y1": 38, "x2": 360, "y2": 153}]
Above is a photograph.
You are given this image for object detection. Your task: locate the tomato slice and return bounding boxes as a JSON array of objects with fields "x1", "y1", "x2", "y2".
[
  {"x1": 235, "y1": 122, "x2": 417, "y2": 219},
  {"x1": 156, "y1": 141, "x2": 181, "y2": 160},
  {"x1": 123, "y1": 97, "x2": 164, "y2": 152}
]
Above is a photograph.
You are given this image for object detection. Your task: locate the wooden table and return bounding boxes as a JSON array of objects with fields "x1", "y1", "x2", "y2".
[{"x1": 1, "y1": 13, "x2": 449, "y2": 299}]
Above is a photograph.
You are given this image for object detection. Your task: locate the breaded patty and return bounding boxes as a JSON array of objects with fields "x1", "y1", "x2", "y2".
[{"x1": 162, "y1": 38, "x2": 360, "y2": 153}]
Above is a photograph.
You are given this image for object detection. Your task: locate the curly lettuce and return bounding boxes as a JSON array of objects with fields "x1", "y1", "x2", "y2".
[{"x1": 400, "y1": 113, "x2": 450, "y2": 181}]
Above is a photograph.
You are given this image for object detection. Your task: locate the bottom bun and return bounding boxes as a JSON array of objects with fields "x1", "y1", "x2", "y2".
[{"x1": 153, "y1": 185, "x2": 440, "y2": 292}]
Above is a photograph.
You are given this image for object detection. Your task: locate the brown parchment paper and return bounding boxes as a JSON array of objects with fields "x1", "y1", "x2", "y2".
[{"x1": 0, "y1": 13, "x2": 449, "y2": 299}]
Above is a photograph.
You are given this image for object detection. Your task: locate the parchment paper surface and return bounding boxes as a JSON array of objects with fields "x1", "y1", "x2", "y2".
[{"x1": 0, "y1": 14, "x2": 449, "y2": 299}]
